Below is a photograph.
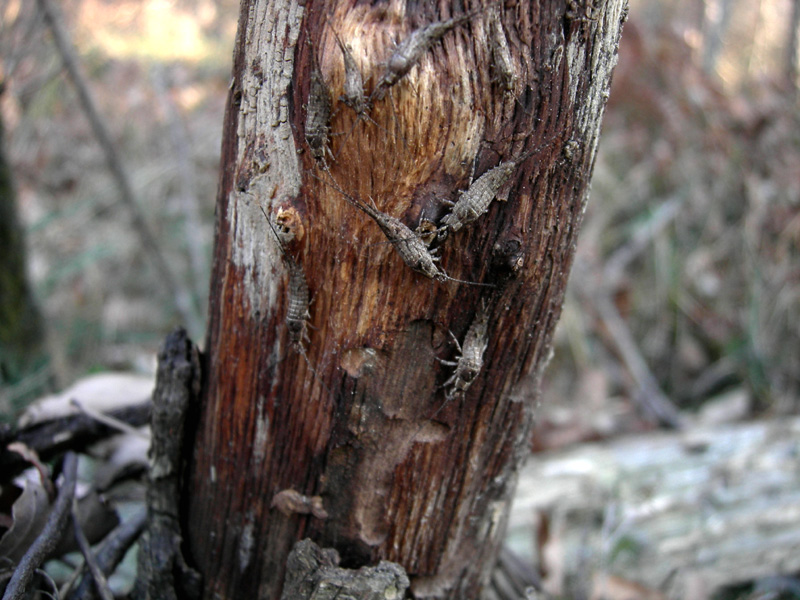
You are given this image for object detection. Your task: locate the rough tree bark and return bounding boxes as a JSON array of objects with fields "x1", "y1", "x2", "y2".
[{"x1": 185, "y1": 0, "x2": 626, "y2": 598}]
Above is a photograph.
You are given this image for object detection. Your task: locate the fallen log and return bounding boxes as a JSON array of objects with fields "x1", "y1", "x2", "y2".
[{"x1": 509, "y1": 417, "x2": 800, "y2": 599}]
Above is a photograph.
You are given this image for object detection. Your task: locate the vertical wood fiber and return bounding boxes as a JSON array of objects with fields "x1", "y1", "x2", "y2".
[{"x1": 186, "y1": 0, "x2": 627, "y2": 598}]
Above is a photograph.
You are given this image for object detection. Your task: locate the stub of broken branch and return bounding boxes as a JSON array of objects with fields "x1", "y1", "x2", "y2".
[
  {"x1": 281, "y1": 539, "x2": 409, "y2": 600},
  {"x1": 134, "y1": 327, "x2": 202, "y2": 600}
]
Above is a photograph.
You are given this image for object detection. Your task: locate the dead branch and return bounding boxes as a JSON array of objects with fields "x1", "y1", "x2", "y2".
[
  {"x1": 71, "y1": 501, "x2": 114, "y2": 600},
  {"x1": 2, "y1": 452, "x2": 78, "y2": 600},
  {"x1": 66, "y1": 508, "x2": 147, "y2": 600},
  {"x1": 510, "y1": 417, "x2": 800, "y2": 599},
  {"x1": 134, "y1": 327, "x2": 201, "y2": 600},
  {"x1": 0, "y1": 402, "x2": 150, "y2": 481},
  {"x1": 150, "y1": 66, "x2": 209, "y2": 304}
]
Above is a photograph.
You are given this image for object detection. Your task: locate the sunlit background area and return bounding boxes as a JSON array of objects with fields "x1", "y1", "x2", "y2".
[{"x1": 1, "y1": 0, "x2": 799, "y2": 597}]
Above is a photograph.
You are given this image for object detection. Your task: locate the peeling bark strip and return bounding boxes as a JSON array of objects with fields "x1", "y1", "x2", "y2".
[{"x1": 186, "y1": 0, "x2": 627, "y2": 598}]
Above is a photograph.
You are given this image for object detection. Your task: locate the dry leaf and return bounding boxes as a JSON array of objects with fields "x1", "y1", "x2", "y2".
[{"x1": 0, "y1": 478, "x2": 52, "y2": 563}]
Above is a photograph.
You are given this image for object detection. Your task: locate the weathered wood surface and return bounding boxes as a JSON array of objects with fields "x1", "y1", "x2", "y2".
[
  {"x1": 185, "y1": 0, "x2": 627, "y2": 598},
  {"x1": 135, "y1": 328, "x2": 201, "y2": 600},
  {"x1": 280, "y1": 538, "x2": 409, "y2": 600},
  {"x1": 508, "y1": 417, "x2": 800, "y2": 599}
]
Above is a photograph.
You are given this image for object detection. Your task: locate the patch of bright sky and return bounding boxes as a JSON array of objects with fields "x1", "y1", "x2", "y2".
[{"x1": 76, "y1": 0, "x2": 235, "y2": 66}]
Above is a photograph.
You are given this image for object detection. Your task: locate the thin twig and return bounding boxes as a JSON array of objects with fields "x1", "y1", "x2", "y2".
[
  {"x1": 602, "y1": 196, "x2": 682, "y2": 289},
  {"x1": 2, "y1": 452, "x2": 78, "y2": 600},
  {"x1": 71, "y1": 500, "x2": 114, "y2": 600},
  {"x1": 65, "y1": 508, "x2": 147, "y2": 600},
  {"x1": 594, "y1": 294, "x2": 684, "y2": 428},
  {"x1": 33, "y1": 568, "x2": 58, "y2": 600},
  {"x1": 37, "y1": 0, "x2": 203, "y2": 337},
  {"x1": 69, "y1": 398, "x2": 150, "y2": 439}
]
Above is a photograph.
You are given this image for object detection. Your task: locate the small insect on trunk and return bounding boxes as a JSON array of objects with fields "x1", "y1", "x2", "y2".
[
  {"x1": 305, "y1": 55, "x2": 333, "y2": 163},
  {"x1": 285, "y1": 257, "x2": 312, "y2": 351},
  {"x1": 351, "y1": 195, "x2": 448, "y2": 282},
  {"x1": 488, "y1": 7, "x2": 517, "y2": 93},
  {"x1": 410, "y1": 300, "x2": 492, "y2": 444},
  {"x1": 331, "y1": 27, "x2": 367, "y2": 115},
  {"x1": 440, "y1": 141, "x2": 551, "y2": 234},
  {"x1": 440, "y1": 300, "x2": 490, "y2": 400},
  {"x1": 370, "y1": 10, "x2": 477, "y2": 101},
  {"x1": 315, "y1": 167, "x2": 495, "y2": 287},
  {"x1": 260, "y1": 207, "x2": 312, "y2": 352}
]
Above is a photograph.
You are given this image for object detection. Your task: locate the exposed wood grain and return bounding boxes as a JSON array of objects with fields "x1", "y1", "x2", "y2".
[{"x1": 186, "y1": 0, "x2": 627, "y2": 598}]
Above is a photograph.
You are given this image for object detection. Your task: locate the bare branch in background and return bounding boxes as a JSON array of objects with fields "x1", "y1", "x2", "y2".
[
  {"x1": 150, "y1": 66, "x2": 209, "y2": 306},
  {"x1": 602, "y1": 197, "x2": 682, "y2": 289},
  {"x1": 0, "y1": 1, "x2": 45, "y2": 84},
  {"x1": 65, "y1": 509, "x2": 147, "y2": 600},
  {"x1": 70, "y1": 501, "x2": 115, "y2": 600},
  {"x1": 36, "y1": 0, "x2": 204, "y2": 339},
  {"x1": 575, "y1": 196, "x2": 685, "y2": 429},
  {"x1": 702, "y1": 0, "x2": 738, "y2": 74},
  {"x1": 594, "y1": 293, "x2": 685, "y2": 428}
]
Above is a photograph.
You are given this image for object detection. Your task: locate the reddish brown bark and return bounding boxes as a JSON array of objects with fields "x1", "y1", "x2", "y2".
[{"x1": 185, "y1": 0, "x2": 626, "y2": 598}]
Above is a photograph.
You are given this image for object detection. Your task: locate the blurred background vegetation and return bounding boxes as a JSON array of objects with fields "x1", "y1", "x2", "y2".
[{"x1": 0, "y1": 0, "x2": 798, "y2": 437}]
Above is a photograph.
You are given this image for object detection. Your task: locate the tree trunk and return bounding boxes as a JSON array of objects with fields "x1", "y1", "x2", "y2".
[
  {"x1": 0, "y1": 103, "x2": 48, "y2": 415},
  {"x1": 185, "y1": 0, "x2": 627, "y2": 598}
]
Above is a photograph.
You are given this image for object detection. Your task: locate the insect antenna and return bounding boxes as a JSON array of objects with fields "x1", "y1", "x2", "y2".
[{"x1": 309, "y1": 172, "x2": 496, "y2": 288}]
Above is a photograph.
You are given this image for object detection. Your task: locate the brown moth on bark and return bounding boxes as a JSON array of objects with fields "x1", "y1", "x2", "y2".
[{"x1": 185, "y1": 0, "x2": 627, "y2": 598}]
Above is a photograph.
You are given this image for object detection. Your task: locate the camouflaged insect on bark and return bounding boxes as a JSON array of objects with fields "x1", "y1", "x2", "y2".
[
  {"x1": 440, "y1": 142, "x2": 551, "y2": 233},
  {"x1": 440, "y1": 301, "x2": 490, "y2": 399},
  {"x1": 371, "y1": 10, "x2": 478, "y2": 101},
  {"x1": 305, "y1": 60, "x2": 332, "y2": 161}
]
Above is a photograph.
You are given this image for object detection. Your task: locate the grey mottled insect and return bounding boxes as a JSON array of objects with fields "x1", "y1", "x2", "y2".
[
  {"x1": 347, "y1": 193, "x2": 497, "y2": 285},
  {"x1": 260, "y1": 207, "x2": 338, "y2": 402},
  {"x1": 260, "y1": 206, "x2": 312, "y2": 351},
  {"x1": 371, "y1": 10, "x2": 478, "y2": 101},
  {"x1": 331, "y1": 26, "x2": 367, "y2": 115},
  {"x1": 408, "y1": 300, "x2": 492, "y2": 445},
  {"x1": 488, "y1": 7, "x2": 517, "y2": 92},
  {"x1": 328, "y1": 24, "x2": 389, "y2": 160},
  {"x1": 313, "y1": 170, "x2": 494, "y2": 286},
  {"x1": 439, "y1": 301, "x2": 490, "y2": 400},
  {"x1": 440, "y1": 142, "x2": 550, "y2": 233},
  {"x1": 285, "y1": 256, "x2": 312, "y2": 351},
  {"x1": 305, "y1": 57, "x2": 332, "y2": 162},
  {"x1": 349, "y1": 196, "x2": 448, "y2": 281}
]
